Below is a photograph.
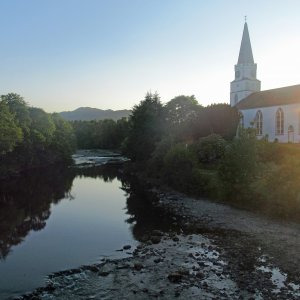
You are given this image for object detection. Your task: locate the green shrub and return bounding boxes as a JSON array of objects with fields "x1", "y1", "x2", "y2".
[
  {"x1": 190, "y1": 134, "x2": 227, "y2": 165},
  {"x1": 163, "y1": 144, "x2": 198, "y2": 192},
  {"x1": 219, "y1": 129, "x2": 257, "y2": 197},
  {"x1": 147, "y1": 137, "x2": 175, "y2": 176}
]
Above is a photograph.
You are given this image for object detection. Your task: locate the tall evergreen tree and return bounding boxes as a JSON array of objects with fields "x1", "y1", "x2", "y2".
[{"x1": 124, "y1": 92, "x2": 163, "y2": 161}]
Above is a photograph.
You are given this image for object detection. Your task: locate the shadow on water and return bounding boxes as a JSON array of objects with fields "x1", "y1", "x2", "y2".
[
  {"x1": 0, "y1": 166, "x2": 74, "y2": 260},
  {"x1": 0, "y1": 165, "x2": 122, "y2": 261},
  {"x1": 0, "y1": 164, "x2": 176, "y2": 262},
  {"x1": 122, "y1": 179, "x2": 180, "y2": 241}
]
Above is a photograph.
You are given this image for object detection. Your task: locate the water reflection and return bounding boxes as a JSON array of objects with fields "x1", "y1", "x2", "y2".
[
  {"x1": 0, "y1": 165, "x2": 126, "y2": 261},
  {"x1": 122, "y1": 179, "x2": 178, "y2": 241},
  {"x1": 0, "y1": 167, "x2": 74, "y2": 260}
]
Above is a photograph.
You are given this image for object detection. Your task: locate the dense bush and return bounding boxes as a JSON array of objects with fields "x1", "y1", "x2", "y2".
[
  {"x1": 163, "y1": 144, "x2": 198, "y2": 192},
  {"x1": 147, "y1": 137, "x2": 175, "y2": 176},
  {"x1": 218, "y1": 129, "x2": 257, "y2": 197},
  {"x1": 190, "y1": 134, "x2": 227, "y2": 165}
]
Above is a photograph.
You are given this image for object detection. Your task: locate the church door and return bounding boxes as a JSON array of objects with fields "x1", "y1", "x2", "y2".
[{"x1": 288, "y1": 125, "x2": 294, "y2": 143}]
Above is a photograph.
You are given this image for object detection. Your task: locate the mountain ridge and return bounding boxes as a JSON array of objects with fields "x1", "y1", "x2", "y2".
[{"x1": 59, "y1": 107, "x2": 131, "y2": 121}]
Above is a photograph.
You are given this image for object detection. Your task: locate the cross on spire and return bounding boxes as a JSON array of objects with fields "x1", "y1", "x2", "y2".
[
  {"x1": 245, "y1": 15, "x2": 247, "y2": 22},
  {"x1": 238, "y1": 21, "x2": 254, "y2": 64}
]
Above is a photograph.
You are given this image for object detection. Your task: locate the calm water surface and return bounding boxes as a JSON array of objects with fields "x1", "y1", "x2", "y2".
[{"x1": 0, "y1": 166, "x2": 142, "y2": 299}]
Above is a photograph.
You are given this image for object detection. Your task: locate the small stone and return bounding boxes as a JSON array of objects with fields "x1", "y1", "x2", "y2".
[
  {"x1": 87, "y1": 266, "x2": 99, "y2": 273},
  {"x1": 173, "y1": 237, "x2": 179, "y2": 242},
  {"x1": 196, "y1": 271, "x2": 205, "y2": 279},
  {"x1": 151, "y1": 236, "x2": 161, "y2": 244},
  {"x1": 140, "y1": 235, "x2": 149, "y2": 242},
  {"x1": 98, "y1": 271, "x2": 110, "y2": 277},
  {"x1": 123, "y1": 245, "x2": 131, "y2": 250},
  {"x1": 178, "y1": 268, "x2": 189, "y2": 276},
  {"x1": 175, "y1": 290, "x2": 181, "y2": 297},
  {"x1": 168, "y1": 272, "x2": 183, "y2": 283},
  {"x1": 134, "y1": 263, "x2": 143, "y2": 271}
]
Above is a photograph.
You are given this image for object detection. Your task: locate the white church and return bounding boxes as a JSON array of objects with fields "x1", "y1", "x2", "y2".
[{"x1": 230, "y1": 22, "x2": 300, "y2": 143}]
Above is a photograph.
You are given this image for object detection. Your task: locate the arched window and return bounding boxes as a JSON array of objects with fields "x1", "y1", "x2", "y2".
[
  {"x1": 239, "y1": 112, "x2": 244, "y2": 128},
  {"x1": 255, "y1": 110, "x2": 263, "y2": 135},
  {"x1": 288, "y1": 125, "x2": 294, "y2": 143},
  {"x1": 276, "y1": 108, "x2": 284, "y2": 135}
]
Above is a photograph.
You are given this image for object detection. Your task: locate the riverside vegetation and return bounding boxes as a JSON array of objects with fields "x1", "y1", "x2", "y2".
[
  {"x1": 0, "y1": 93, "x2": 75, "y2": 178},
  {"x1": 2, "y1": 92, "x2": 300, "y2": 217},
  {"x1": 2, "y1": 92, "x2": 300, "y2": 299},
  {"x1": 72, "y1": 92, "x2": 300, "y2": 219}
]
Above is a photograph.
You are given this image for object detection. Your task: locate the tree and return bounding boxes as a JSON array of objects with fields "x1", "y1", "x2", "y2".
[
  {"x1": 124, "y1": 92, "x2": 164, "y2": 161},
  {"x1": 50, "y1": 114, "x2": 76, "y2": 161},
  {"x1": 29, "y1": 107, "x2": 55, "y2": 146},
  {"x1": 204, "y1": 104, "x2": 239, "y2": 140},
  {"x1": 1, "y1": 93, "x2": 31, "y2": 133},
  {"x1": 0, "y1": 102, "x2": 23, "y2": 154},
  {"x1": 163, "y1": 95, "x2": 202, "y2": 141}
]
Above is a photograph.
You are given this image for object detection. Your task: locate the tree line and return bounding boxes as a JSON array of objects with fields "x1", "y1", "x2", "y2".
[
  {"x1": 71, "y1": 93, "x2": 238, "y2": 154},
  {"x1": 0, "y1": 93, "x2": 75, "y2": 177},
  {"x1": 120, "y1": 92, "x2": 300, "y2": 219}
]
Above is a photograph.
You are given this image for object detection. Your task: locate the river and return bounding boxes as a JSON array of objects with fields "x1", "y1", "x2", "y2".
[
  {"x1": 0, "y1": 153, "x2": 169, "y2": 300},
  {"x1": 3, "y1": 152, "x2": 300, "y2": 299}
]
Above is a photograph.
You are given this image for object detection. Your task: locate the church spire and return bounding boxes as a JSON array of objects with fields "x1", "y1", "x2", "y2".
[
  {"x1": 237, "y1": 22, "x2": 254, "y2": 64},
  {"x1": 230, "y1": 20, "x2": 261, "y2": 106}
]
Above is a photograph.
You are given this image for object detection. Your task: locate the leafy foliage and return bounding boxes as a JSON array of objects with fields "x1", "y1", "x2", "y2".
[
  {"x1": 123, "y1": 92, "x2": 164, "y2": 161},
  {"x1": 219, "y1": 128, "x2": 257, "y2": 195},
  {"x1": 163, "y1": 95, "x2": 202, "y2": 141},
  {"x1": 71, "y1": 117, "x2": 129, "y2": 150},
  {"x1": 0, "y1": 94, "x2": 76, "y2": 177},
  {"x1": 163, "y1": 144, "x2": 198, "y2": 191},
  {"x1": 190, "y1": 134, "x2": 227, "y2": 164},
  {"x1": 0, "y1": 102, "x2": 23, "y2": 154}
]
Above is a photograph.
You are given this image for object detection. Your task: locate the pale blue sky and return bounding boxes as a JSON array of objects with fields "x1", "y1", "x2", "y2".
[{"x1": 0, "y1": 0, "x2": 300, "y2": 112}]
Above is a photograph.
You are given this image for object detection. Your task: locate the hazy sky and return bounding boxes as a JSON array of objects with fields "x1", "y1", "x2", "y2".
[{"x1": 0, "y1": 0, "x2": 300, "y2": 112}]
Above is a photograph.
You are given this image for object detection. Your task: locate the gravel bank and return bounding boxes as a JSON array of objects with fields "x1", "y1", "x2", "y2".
[{"x1": 18, "y1": 188, "x2": 300, "y2": 300}]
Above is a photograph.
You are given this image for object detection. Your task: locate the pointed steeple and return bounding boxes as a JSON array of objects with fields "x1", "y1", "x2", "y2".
[
  {"x1": 230, "y1": 20, "x2": 261, "y2": 106},
  {"x1": 238, "y1": 22, "x2": 254, "y2": 64}
]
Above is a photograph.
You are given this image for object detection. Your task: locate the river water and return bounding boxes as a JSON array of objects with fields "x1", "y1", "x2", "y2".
[{"x1": 0, "y1": 155, "x2": 167, "y2": 300}]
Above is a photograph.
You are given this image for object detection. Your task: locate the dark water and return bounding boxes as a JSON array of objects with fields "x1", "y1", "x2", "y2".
[{"x1": 0, "y1": 165, "x2": 173, "y2": 299}]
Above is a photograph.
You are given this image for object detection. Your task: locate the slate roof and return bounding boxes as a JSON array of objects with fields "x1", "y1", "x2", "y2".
[
  {"x1": 236, "y1": 85, "x2": 300, "y2": 109},
  {"x1": 238, "y1": 22, "x2": 254, "y2": 64}
]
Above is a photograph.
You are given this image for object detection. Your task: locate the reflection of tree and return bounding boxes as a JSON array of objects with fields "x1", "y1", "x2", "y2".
[
  {"x1": 74, "y1": 165, "x2": 120, "y2": 182},
  {"x1": 0, "y1": 163, "x2": 176, "y2": 260},
  {"x1": 0, "y1": 166, "x2": 75, "y2": 260},
  {"x1": 0, "y1": 164, "x2": 123, "y2": 260},
  {"x1": 122, "y1": 178, "x2": 177, "y2": 241}
]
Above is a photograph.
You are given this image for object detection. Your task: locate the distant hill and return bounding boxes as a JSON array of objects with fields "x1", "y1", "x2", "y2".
[{"x1": 59, "y1": 107, "x2": 131, "y2": 121}]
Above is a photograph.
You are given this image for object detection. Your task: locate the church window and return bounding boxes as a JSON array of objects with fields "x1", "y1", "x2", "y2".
[
  {"x1": 288, "y1": 125, "x2": 294, "y2": 143},
  {"x1": 255, "y1": 110, "x2": 263, "y2": 135},
  {"x1": 276, "y1": 108, "x2": 284, "y2": 135},
  {"x1": 234, "y1": 94, "x2": 238, "y2": 104},
  {"x1": 239, "y1": 112, "x2": 244, "y2": 128}
]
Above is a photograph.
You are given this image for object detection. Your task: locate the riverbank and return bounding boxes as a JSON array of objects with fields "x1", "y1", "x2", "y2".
[{"x1": 18, "y1": 182, "x2": 300, "y2": 300}]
